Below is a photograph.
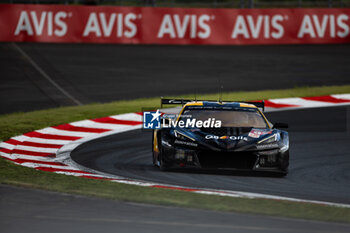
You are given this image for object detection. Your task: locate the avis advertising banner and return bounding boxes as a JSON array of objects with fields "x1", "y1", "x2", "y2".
[{"x1": 0, "y1": 4, "x2": 349, "y2": 45}]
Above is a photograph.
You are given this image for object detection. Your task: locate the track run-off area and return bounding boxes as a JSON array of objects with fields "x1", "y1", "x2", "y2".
[
  {"x1": 1, "y1": 43, "x2": 350, "y2": 114},
  {"x1": 1, "y1": 95, "x2": 350, "y2": 207}
]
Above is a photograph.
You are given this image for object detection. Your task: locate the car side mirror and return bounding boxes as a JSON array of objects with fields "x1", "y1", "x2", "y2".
[{"x1": 273, "y1": 122, "x2": 288, "y2": 129}]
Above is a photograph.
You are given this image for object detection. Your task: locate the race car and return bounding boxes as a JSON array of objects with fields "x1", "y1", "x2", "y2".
[{"x1": 152, "y1": 99, "x2": 289, "y2": 176}]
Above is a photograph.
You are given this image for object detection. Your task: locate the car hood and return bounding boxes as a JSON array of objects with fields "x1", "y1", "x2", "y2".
[{"x1": 175, "y1": 127, "x2": 279, "y2": 151}]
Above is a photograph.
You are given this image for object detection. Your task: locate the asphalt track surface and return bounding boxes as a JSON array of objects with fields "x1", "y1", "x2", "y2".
[
  {"x1": 72, "y1": 105, "x2": 350, "y2": 205},
  {"x1": 1, "y1": 43, "x2": 350, "y2": 114},
  {"x1": 2, "y1": 185, "x2": 350, "y2": 233}
]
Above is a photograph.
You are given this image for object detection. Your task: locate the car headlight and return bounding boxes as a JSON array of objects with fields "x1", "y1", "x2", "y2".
[
  {"x1": 258, "y1": 133, "x2": 280, "y2": 144},
  {"x1": 279, "y1": 134, "x2": 289, "y2": 152},
  {"x1": 174, "y1": 130, "x2": 196, "y2": 142}
]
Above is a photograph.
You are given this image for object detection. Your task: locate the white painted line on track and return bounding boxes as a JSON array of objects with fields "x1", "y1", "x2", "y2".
[
  {"x1": 20, "y1": 163, "x2": 74, "y2": 169},
  {"x1": 36, "y1": 127, "x2": 98, "y2": 137},
  {"x1": 70, "y1": 120, "x2": 139, "y2": 130},
  {"x1": 12, "y1": 43, "x2": 83, "y2": 106},
  {"x1": 0, "y1": 151, "x2": 13, "y2": 159},
  {"x1": 9, "y1": 135, "x2": 29, "y2": 142},
  {"x1": 3, "y1": 154, "x2": 54, "y2": 161},
  {"x1": 109, "y1": 113, "x2": 143, "y2": 122},
  {"x1": 22, "y1": 137, "x2": 73, "y2": 145},
  {"x1": 332, "y1": 94, "x2": 350, "y2": 100},
  {"x1": 0, "y1": 142, "x2": 16, "y2": 150},
  {"x1": 14, "y1": 145, "x2": 59, "y2": 153},
  {"x1": 268, "y1": 97, "x2": 335, "y2": 108}
]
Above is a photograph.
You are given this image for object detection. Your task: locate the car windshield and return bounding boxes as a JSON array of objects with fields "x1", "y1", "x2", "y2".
[{"x1": 180, "y1": 108, "x2": 268, "y2": 128}]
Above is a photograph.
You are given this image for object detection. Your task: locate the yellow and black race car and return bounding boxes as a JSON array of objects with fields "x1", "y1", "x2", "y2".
[{"x1": 152, "y1": 99, "x2": 289, "y2": 176}]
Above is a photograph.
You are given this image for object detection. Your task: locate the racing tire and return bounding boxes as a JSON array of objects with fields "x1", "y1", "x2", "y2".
[
  {"x1": 274, "y1": 171, "x2": 288, "y2": 177},
  {"x1": 153, "y1": 131, "x2": 170, "y2": 170},
  {"x1": 279, "y1": 150, "x2": 290, "y2": 173},
  {"x1": 159, "y1": 148, "x2": 170, "y2": 171},
  {"x1": 158, "y1": 139, "x2": 172, "y2": 171}
]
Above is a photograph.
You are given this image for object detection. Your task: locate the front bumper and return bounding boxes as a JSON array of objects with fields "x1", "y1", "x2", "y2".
[{"x1": 163, "y1": 145, "x2": 289, "y2": 172}]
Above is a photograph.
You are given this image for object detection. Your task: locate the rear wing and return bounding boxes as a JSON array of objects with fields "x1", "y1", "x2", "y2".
[{"x1": 161, "y1": 98, "x2": 265, "y2": 112}]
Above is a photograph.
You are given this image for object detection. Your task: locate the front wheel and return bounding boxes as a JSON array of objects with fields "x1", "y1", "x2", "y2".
[
  {"x1": 279, "y1": 150, "x2": 289, "y2": 172},
  {"x1": 159, "y1": 146, "x2": 171, "y2": 171},
  {"x1": 273, "y1": 171, "x2": 288, "y2": 177}
]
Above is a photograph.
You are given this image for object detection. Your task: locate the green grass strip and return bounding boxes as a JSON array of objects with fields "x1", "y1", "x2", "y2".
[{"x1": 1, "y1": 84, "x2": 350, "y2": 223}]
